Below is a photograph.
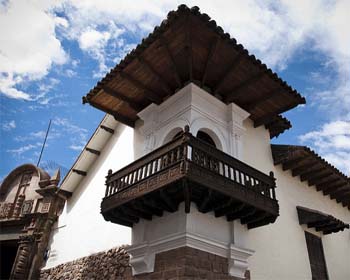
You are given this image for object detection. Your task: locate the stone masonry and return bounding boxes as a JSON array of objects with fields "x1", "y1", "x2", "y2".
[{"x1": 40, "y1": 246, "x2": 250, "y2": 280}]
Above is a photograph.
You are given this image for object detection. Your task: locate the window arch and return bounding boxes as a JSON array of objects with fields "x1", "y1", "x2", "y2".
[
  {"x1": 162, "y1": 127, "x2": 183, "y2": 145},
  {"x1": 196, "y1": 130, "x2": 216, "y2": 148}
]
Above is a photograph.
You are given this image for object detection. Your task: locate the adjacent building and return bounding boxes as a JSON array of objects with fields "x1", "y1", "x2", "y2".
[{"x1": 0, "y1": 164, "x2": 70, "y2": 279}]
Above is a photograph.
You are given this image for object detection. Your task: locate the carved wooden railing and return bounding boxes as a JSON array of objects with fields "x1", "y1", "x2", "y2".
[{"x1": 105, "y1": 128, "x2": 276, "y2": 201}]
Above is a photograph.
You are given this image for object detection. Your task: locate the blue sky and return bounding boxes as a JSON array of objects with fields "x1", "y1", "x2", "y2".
[{"x1": 1, "y1": 0, "x2": 349, "y2": 181}]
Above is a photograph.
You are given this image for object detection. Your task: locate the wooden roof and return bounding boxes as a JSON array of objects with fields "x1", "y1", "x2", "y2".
[
  {"x1": 272, "y1": 145, "x2": 350, "y2": 209},
  {"x1": 297, "y1": 206, "x2": 349, "y2": 235},
  {"x1": 83, "y1": 5, "x2": 305, "y2": 138}
]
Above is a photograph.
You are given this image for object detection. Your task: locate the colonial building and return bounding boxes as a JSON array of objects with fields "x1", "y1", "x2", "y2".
[
  {"x1": 0, "y1": 164, "x2": 70, "y2": 279},
  {"x1": 40, "y1": 5, "x2": 348, "y2": 280}
]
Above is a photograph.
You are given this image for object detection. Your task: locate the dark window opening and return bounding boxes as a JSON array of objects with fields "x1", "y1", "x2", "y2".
[
  {"x1": 304, "y1": 231, "x2": 329, "y2": 280},
  {"x1": 0, "y1": 240, "x2": 19, "y2": 279},
  {"x1": 196, "y1": 131, "x2": 216, "y2": 148}
]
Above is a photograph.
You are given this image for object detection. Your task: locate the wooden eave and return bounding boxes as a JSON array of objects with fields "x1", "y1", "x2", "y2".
[
  {"x1": 83, "y1": 5, "x2": 305, "y2": 138},
  {"x1": 271, "y1": 145, "x2": 350, "y2": 209},
  {"x1": 297, "y1": 206, "x2": 349, "y2": 235}
]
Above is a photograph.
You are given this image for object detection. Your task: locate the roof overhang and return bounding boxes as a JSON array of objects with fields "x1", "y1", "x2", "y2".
[
  {"x1": 272, "y1": 144, "x2": 350, "y2": 209},
  {"x1": 59, "y1": 114, "x2": 120, "y2": 193},
  {"x1": 297, "y1": 206, "x2": 349, "y2": 234},
  {"x1": 83, "y1": 5, "x2": 304, "y2": 138}
]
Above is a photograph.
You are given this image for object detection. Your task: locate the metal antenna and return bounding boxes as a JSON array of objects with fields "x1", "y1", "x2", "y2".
[{"x1": 37, "y1": 119, "x2": 51, "y2": 167}]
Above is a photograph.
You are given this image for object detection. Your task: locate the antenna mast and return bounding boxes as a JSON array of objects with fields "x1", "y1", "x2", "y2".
[{"x1": 37, "y1": 119, "x2": 51, "y2": 167}]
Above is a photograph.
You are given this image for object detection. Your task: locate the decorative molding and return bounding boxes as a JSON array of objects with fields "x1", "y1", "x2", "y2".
[
  {"x1": 229, "y1": 244, "x2": 254, "y2": 278},
  {"x1": 127, "y1": 231, "x2": 254, "y2": 277}
]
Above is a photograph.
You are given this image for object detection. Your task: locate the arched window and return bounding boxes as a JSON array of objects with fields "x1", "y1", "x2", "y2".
[{"x1": 196, "y1": 130, "x2": 216, "y2": 148}]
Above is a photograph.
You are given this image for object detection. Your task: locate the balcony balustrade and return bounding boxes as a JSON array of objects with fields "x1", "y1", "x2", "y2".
[{"x1": 101, "y1": 127, "x2": 279, "y2": 229}]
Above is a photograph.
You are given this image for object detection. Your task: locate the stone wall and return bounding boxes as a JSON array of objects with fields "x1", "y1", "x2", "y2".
[
  {"x1": 40, "y1": 247, "x2": 131, "y2": 280},
  {"x1": 40, "y1": 246, "x2": 249, "y2": 280}
]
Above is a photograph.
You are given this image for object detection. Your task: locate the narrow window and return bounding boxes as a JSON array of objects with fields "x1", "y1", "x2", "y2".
[{"x1": 304, "y1": 231, "x2": 329, "y2": 280}]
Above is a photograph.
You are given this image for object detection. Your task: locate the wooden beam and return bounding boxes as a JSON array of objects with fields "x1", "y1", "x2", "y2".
[
  {"x1": 159, "y1": 189, "x2": 177, "y2": 212},
  {"x1": 119, "y1": 72, "x2": 162, "y2": 104},
  {"x1": 89, "y1": 100, "x2": 135, "y2": 127},
  {"x1": 309, "y1": 176, "x2": 338, "y2": 188},
  {"x1": 159, "y1": 35, "x2": 182, "y2": 88},
  {"x1": 186, "y1": 15, "x2": 193, "y2": 82},
  {"x1": 307, "y1": 172, "x2": 334, "y2": 186},
  {"x1": 331, "y1": 189, "x2": 350, "y2": 200},
  {"x1": 292, "y1": 161, "x2": 319, "y2": 177},
  {"x1": 72, "y1": 169, "x2": 87, "y2": 176},
  {"x1": 100, "y1": 125, "x2": 114, "y2": 134},
  {"x1": 117, "y1": 208, "x2": 139, "y2": 224},
  {"x1": 254, "y1": 102, "x2": 300, "y2": 127},
  {"x1": 227, "y1": 206, "x2": 255, "y2": 221},
  {"x1": 247, "y1": 216, "x2": 275, "y2": 229},
  {"x1": 214, "y1": 53, "x2": 243, "y2": 95},
  {"x1": 244, "y1": 88, "x2": 282, "y2": 111},
  {"x1": 198, "y1": 190, "x2": 212, "y2": 213},
  {"x1": 315, "y1": 222, "x2": 339, "y2": 232},
  {"x1": 103, "y1": 86, "x2": 142, "y2": 112},
  {"x1": 123, "y1": 205, "x2": 152, "y2": 221},
  {"x1": 224, "y1": 71, "x2": 266, "y2": 103},
  {"x1": 183, "y1": 180, "x2": 191, "y2": 213},
  {"x1": 201, "y1": 37, "x2": 219, "y2": 86},
  {"x1": 241, "y1": 211, "x2": 268, "y2": 225},
  {"x1": 317, "y1": 178, "x2": 343, "y2": 192},
  {"x1": 299, "y1": 168, "x2": 327, "y2": 182},
  {"x1": 213, "y1": 199, "x2": 234, "y2": 217},
  {"x1": 282, "y1": 156, "x2": 308, "y2": 171},
  {"x1": 86, "y1": 147, "x2": 101, "y2": 156},
  {"x1": 108, "y1": 216, "x2": 132, "y2": 227},
  {"x1": 321, "y1": 182, "x2": 347, "y2": 194},
  {"x1": 136, "y1": 57, "x2": 172, "y2": 95},
  {"x1": 141, "y1": 198, "x2": 163, "y2": 217}
]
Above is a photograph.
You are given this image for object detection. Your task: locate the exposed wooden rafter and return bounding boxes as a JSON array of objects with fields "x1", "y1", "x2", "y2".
[
  {"x1": 136, "y1": 57, "x2": 172, "y2": 95},
  {"x1": 119, "y1": 72, "x2": 162, "y2": 104},
  {"x1": 297, "y1": 206, "x2": 349, "y2": 235},
  {"x1": 244, "y1": 88, "x2": 281, "y2": 111},
  {"x1": 214, "y1": 53, "x2": 243, "y2": 95},
  {"x1": 254, "y1": 102, "x2": 300, "y2": 127},
  {"x1": 159, "y1": 35, "x2": 182, "y2": 88},
  {"x1": 103, "y1": 86, "x2": 142, "y2": 112},
  {"x1": 85, "y1": 147, "x2": 101, "y2": 156},
  {"x1": 272, "y1": 144, "x2": 350, "y2": 209},
  {"x1": 224, "y1": 71, "x2": 266, "y2": 103},
  {"x1": 201, "y1": 37, "x2": 219, "y2": 86},
  {"x1": 292, "y1": 161, "x2": 319, "y2": 177},
  {"x1": 72, "y1": 169, "x2": 87, "y2": 176},
  {"x1": 89, "y1": 100, "x2": 135, "y2": 128},
  {"x1": 100, "y1": 125, "x2": 114, "y2": 134},
  {"x1": 300, "y1": 169, "x2": 331, "y2": 182}
]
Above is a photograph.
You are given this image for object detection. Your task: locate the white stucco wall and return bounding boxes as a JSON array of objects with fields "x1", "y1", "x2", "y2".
[
  {"x1": 44, "y1": 125, "x2": 134, "y2": 268},
  {"x1": 45, "y1": 84, "x2": 349, "y2": 279},
  {"x1": 240, "y1": 118, "x2": 350, "y2": 280}
]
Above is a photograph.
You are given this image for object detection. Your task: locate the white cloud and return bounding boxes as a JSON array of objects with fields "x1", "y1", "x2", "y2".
[
  {"x1": 2, "y1": 120, "x2": 16, "y2": 131},
  {"x1": 7, "y1": 144, "x2": 38, "y2": 157},
  {"x1": 52, "y1": 117, "x2": 88, "y2": 150},
  {"x1": 299, "y1": 121, "x2": 350, "y2": 175},
  {"x1": 69, "y1": 144, "x2": 84, "y2": 151},
  {"x1": 0, "y1": 0, "x2": 67, "y2": 100}
]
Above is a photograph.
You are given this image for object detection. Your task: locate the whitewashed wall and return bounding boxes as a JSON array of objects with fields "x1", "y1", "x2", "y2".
[
  {"x1": 239, "y1": 119, "x2": 350, "y2": 280},
  {"x1": 44, "y1": 125, "x2": 134, "y2": 268}
]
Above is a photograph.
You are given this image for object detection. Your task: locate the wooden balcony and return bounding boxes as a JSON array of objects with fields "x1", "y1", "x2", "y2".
[{"x1": 101, "y1": 127, "x2": 279, "y2": 229}]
